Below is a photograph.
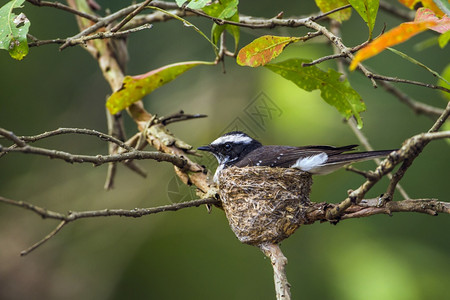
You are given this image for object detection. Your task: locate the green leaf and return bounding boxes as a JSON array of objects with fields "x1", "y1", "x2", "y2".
[
  {"x1": 237, "y1": 36, "x2": 302, "y2": 67},
  {"x1": 437, "y1": 63, "x2": 450, "y2": 101},
  {"x1": 265, "y1": 58, "x2": 366, "y2": 127},
  {"x1": 106, "y1": 61, "x2": 214, "y2": 114},
  {"x1": 0, "y1": 0, "x2": 30, "y2": 60},
  {"x1": 203, "y1": 0, "x2": 240, "y2": 51},
  {"x1": 348, "y1": 0, "x2": 379, "y2": 38},
  {"x1": 438, "y1": 30, "x2": 450, "y2": 48},
  {"x1": 175, "y1": 0, "x2": 209, "y2": 9},
  {"x1": 315, "y1": 0, "x2": 352, "y2": 22}
]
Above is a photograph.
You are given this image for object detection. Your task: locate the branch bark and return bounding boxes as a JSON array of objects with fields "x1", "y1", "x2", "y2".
[
  {"x1": 1, "y1": 195, "x2": 448, "y2": 256},
  {"x1": 260, "y1": 243, "x2": 291, "y2": 300}
]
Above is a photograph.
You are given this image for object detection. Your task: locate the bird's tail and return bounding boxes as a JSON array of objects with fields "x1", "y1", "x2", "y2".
[{"x1": 309, "y1": 149, "x2": 396, "y2": 175}]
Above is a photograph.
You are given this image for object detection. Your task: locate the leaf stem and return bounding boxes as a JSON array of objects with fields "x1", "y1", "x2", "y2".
[{"x1": 146, "y1": 5, "x2": 219, "y2": 55}]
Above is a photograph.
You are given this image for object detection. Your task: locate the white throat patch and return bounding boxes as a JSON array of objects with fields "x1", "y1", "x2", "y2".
[
  {"x1": 211, "y1": 134, "x2": 252, "y2": 146},
  {"x1": 213, "y1": 163, "x2": 225, "y2": 183}
]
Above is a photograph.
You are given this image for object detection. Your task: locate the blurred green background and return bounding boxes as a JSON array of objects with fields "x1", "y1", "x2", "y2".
[{"x1": 0, "y1": 1, "x2": 449, "y2": 299}]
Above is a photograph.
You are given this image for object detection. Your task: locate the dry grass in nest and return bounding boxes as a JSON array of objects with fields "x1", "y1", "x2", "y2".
[{"x1": 218, "y1": 166, "x2": 313, "y2": 246}]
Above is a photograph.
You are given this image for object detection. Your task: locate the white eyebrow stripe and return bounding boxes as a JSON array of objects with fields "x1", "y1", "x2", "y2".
[
  {"x1": 210, "y1": 134, "x2": 252, "y2": 145},
  {"x1": 290, "y1": 152, "x2": 328, "y2": 171}
]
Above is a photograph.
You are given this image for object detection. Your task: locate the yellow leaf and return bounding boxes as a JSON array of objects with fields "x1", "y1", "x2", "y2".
[
  {"x1": 236, "y1": 36, "x2": 301, "y2": 67},
  {"x1": 350, "y1": 20, "x2": 437, "y2": 70},
  {"x1": 315, "y1": 0, "x2": 352, "y2": 22},
  {"x1": 106, "y1": 61, "x2": 213, "y2": 114},
  {"x1": 398, "y1": 0, "x2": 445, "y2": 17}
]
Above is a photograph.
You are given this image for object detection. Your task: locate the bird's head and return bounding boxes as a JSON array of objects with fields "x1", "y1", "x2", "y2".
[{"x1": 197, "y1": 131, "x2": 262, "y2": 167}]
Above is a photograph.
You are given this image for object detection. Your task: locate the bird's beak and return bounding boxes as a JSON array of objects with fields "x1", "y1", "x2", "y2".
[{"x1": 197, "y1": 145, "x2": 212, "y2": 152}]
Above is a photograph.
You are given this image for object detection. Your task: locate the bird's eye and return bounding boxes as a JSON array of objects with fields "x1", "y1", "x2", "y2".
[{"x1": 224, "y1": 143, "x2": 232, "y2": 151}]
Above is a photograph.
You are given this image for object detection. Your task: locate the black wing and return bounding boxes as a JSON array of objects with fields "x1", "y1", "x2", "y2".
[
  {"x1": 233, "y1": 145, "x2": 359, "y2": 168},
  {"x1": 234, "y1": 144, "x2": 394, "y2": 175}
]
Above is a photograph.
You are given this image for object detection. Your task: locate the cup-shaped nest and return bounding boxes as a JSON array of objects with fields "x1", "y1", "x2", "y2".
[{"x1": 218, "y1": 166, "x2": 313, "y2": 246}]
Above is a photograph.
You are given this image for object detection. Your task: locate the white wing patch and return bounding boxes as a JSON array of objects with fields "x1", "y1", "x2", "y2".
[
  {"x1": 211, "y1": 134, "x2": 252, "y2": 145},
  {"x1": 291, "y1": 152, "x2": 328, "y2": 172}
]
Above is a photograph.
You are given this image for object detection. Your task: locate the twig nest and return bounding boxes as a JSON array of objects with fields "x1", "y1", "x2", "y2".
[{"x1": 218, "y1": 166, "x2": 313, "y2": 246}]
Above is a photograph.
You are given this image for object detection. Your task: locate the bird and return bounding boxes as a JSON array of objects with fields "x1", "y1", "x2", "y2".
[{"x1": 197, "y1": 131, "x2": 395, "y2": 182}]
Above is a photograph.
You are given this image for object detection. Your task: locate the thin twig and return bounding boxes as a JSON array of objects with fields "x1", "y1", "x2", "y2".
[
  {"x1": 35, "y1": 24, "x2": 151, "y2": 48},
  {"x1": 345, "y1": 165, "x2": 377, "y2": 180},
  {"x1": 20, "y1": 221, "x2": 67, "y2": 256},
  {"x1": 383, "y1": 131, "x2": 450, "y2": 200},
  {"x1": 371, "y1": 74, "x2": 450, "y2": 94},
  {"x1": 429, "y1": 101, "x2": 450, "y2": 133},
  {"x1": 110, "y1": 0, "x2": 152, "y2": 32},
  {"x1": 311, "y1": 4, "x2": 352, "y2": 21},
  {"x1": 379, "y1": 0, "x2": 415, "y2": 21},
  {"x1": 159, "y1": 111, "x2": 208, "y2": 126},
  {"x1": 15, "y1": 127, "x2": 134, "y2": 151},
  {"x1": 122, "y1": 9, "x2": 195, "y2": 30},
  {"x1": 347, "y1": 119, "x2": 411, "y2": 200},
  {"x1": 26, "y1": 0, "x2": 99, "y2": 22},
  {"x1": 59, "y1": 3, "x2": 143, "y2": 50},
  {"x1": 376, "y1": 80, "x2": 445, "y2": 119},
  {"x1": 301, "y1": 53, "x2": 347, "y2": 67}
]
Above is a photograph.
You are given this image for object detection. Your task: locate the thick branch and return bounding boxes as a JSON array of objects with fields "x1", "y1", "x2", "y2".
[
  {"x1": 1, "y1": 194, "x2": 448, "y2": 256},
  {"x1": 304, "y1": 198, "x2": 450, "y2": 224},
  {"x1": 260, "y1": 244, "x2": 291, "y2": 300},
  {"x1": 65, "y1": 1, "x2": 213, "y2": 194}
]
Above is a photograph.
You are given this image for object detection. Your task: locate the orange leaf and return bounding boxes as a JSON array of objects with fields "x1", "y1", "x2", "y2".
[
  {"x1": 415, "y1": 7, "x2": 450, "y2": 33},
  {"x1": 350, "y1": 20, "x2": 437, "y2": 70},
  {"x1": 398, "y1": 0, "x2": 445, "y2": 17}
]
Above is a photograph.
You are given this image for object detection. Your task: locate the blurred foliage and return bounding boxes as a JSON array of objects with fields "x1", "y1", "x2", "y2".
[{"x1": 0, "y1": 1, "x2": 449, "y2": 300}]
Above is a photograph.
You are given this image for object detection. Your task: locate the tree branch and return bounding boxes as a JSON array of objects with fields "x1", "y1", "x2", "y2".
[
  {"x1": 20, "y1": 221, "x2": 67, "y2": 256},
  {"x1": 1, "y1": 194, "x2": 448, "y2": 256},
  {"x1": 379, "y1": 0, "x2": 415, "y2": 21},
  {"x1": 326, "y1": 101, "x2": 450, "y2": 220},
  {"x1": 375, "y1": 79, "x2": 445, "y2": 119},
  {"x1": 0, "y1": 195, "x2": 220, "y2": 256},
  {"x1": 260, "y1": 243, "x2": 291, "y2": 300},
  {"x1": 0, "y1": 127, "x2": 191, "y2": 169},
  {"x1": 347, "y1": 118, "x2": 411, "y2": 200},
  {"x1": 26, "y1": 0, "x2": 99, "y2": 22},
  {"x1": 110, "y1": 0, "x2": 152, "y2": 32},
  {"x1": 60, "y1": 2, "x2": 143, "y2": 50},
  {"x1": 29, "y1": 24, "x2": 152, "y2": 48},
  {"x1": 372, "y1": 74, "x2": 450, "y2": 94}
]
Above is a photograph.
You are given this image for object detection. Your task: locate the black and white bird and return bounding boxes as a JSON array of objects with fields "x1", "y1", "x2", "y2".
[{"x1": 198, "y1": 131, "x2": 395, "y2": 182}]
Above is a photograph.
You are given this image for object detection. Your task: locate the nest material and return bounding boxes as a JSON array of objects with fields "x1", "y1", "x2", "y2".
[{"x1": 218, "y1": 166, "x2": 313, "y2": 246}]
